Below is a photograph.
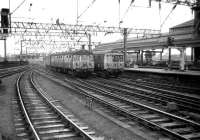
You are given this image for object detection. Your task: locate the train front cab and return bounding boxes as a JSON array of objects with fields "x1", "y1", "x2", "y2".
[
  {"x1": 72, "y1": 54, "x2": 94, "y2": 77},
  {"x1": 104, "y1": 53, "x2": 124, "y2": 77},
  {"x1": 94, "y1": 52, "x2": 124, "y2": 77}
]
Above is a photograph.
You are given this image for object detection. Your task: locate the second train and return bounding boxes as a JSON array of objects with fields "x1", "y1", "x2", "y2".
[{"x1": 44, "y1": 49, "x2": 124, "y2": 78}]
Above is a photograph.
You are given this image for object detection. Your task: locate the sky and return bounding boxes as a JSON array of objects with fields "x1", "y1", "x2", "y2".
[{"x1": 0, "y1": 0, "x2": 194, "y2": 57}]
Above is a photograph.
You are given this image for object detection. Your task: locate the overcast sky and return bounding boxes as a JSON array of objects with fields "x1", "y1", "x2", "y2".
[{"x1": 0, "y1": 0, "x2": 193, "y2": 56}]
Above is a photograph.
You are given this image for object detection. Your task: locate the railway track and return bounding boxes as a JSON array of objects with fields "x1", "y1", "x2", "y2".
[
  {"x1": 34, "y1": 68, "x2": 200, "y2": 118},
  {"x1": 84, "y1": 77, "x2": 200, "y2": 119},
  {"x1": 0, "y1": 65, "x2": 28, "y2": 79},
  {"x1": 115, "y1": 77, "x2": 200, "y2": 112},
  {"x1": 14, "y1": 71, "x2": 99, "y2": 140},
  {"x1": 35, "y1": 70, "x2": 200, "y2": 140},
  {"x1": 121, "y1": 74, "x2": 200, "y2": 94}
]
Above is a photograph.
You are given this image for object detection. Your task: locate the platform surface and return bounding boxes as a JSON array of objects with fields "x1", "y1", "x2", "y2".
[{"x1": 125, "y1": 67, "x2": 200, "y2": 77}]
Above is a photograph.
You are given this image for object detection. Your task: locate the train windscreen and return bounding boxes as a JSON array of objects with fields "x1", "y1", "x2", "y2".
[{"x1": 112, "y1": 55, "x2": 123, "y2": 62}]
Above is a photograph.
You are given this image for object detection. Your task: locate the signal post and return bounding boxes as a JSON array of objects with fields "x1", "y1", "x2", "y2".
[{"x1": 1, "y1": 8, "x2": 10, "y2": 62}]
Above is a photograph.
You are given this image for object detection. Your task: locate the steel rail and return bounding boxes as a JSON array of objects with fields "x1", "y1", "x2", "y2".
[
  {"x1": 63, "y1": 79, "x2": 191, "y2": 140},
  {"x1": 120, "y1": 74, "x2": 200, "y2": 92},
  {"x1": 0, "y1": 65, "x2": 27, "y2": 72},
  {"x1": 74, "y1": 78, "x2": 200, "y2": 127},
  {"x1": 30, "y1": 72, "x2": 96, "y2": 140},
  {"x1": 34, "y1": 70, "x2": 199, "y2": 140},
  {"x1": 33, "y1": 69, "x2": 200, "y2": 127},
  {"x1": 66, "y1": 79, "x2": 200, "y2": 140},
  {"x1": 114, "y1": 78, "x2": 200, "y2": 109},
  {"x1": 88, "y1": 78, "x2": 200, "y2": 112},
  {"x1": 16, "y1": 72, "x2": 40, "y2": 140},
  {"x1": 123, "y1": 76, "x2": 200, "y2": 94},
  {"x1": 0, "y1": 65, "x2": 28, "y2": 78}
]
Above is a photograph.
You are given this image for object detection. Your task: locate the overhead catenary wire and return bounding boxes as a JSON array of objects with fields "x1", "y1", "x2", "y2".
[
  {"x1": 118, "y1": 0, "x2": 121, "y2": 27},
  {"x1": 11, "y1": 0, "x2": 27, "y2": 14},
  {"x1": 160, "y1": 2, "x2": 178, "y2": 29},
  {"x1": 121, "y1": 0, "x2": 135, "y2": 22},
  {"x1": 120, "y1": 0, "x2": 152, "y2": 25},
  {"x1": 158, "y1": 2, "x2": 162, "y2": 31},
  {"x1": 77, "y1": 0, "x2": 97, "y2": 20}
]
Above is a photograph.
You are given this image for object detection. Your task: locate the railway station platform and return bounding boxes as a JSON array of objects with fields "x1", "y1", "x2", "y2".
[{"x1": 124, "y1": 67, "x2": 200, "y2": 77}]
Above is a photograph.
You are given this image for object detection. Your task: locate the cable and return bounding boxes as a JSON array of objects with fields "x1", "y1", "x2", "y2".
[
  {"x1": 121, "y1": 0, "x2": 150, "y2": 23},
  {"x1": 121, "y1": 0, "x2": 135, "y2": 21},
  {"x1": 160, "y1": 3, "x2": 178, "y2": 29},
  {"x1": 159, "y1": 3, "x2": 162, "y2": 31},
  {"x1": 118, "y1": 0, "x2": 121, "y2": 27},
  {"x1": 77, "y1": 0, "x2": 96, "y2": 19},
  {"x1": 11, "y1": 0, "x2": 27, "y2": 14}
]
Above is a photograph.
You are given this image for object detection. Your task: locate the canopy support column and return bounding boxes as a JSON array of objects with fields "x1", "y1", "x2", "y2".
[
  {"x1": 123, "y1": 28, "x2": 128, "y2": 67},
  {"x1": 180, "y1": 47, "x2": 185, "y2": 71}
]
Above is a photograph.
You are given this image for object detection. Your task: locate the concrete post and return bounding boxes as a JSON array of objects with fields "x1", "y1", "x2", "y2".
[
  {"x1": 191, "y1": 47, "x2": 193, "y2": 61},
  {"x1": 168, "y1": 47, "x2": 171, "y2": 68},
  {"x1": 141, "y1": 50, "x2": 143, "y2": 65},
  {"x1": 123, "y1": 28, "x2": 128, "y2": 67},
  {"x1": 88, "y1": 33, "x2": 92, "y2": 52},
  {"x1": 180, "y1": 47, "x2": 185, "y2": 71},
  {"x1": 20, "y1": 40, "x2": 22, "y2": 62},
  {"x1": 193, "y1": 1, "x2": 200, "y2": 63},
  {"x1": 160, "y1": 52, "x2": 162, "y2": 61},
  {"x1": 193, "y1": 1, "x2": 200, "y2": 38},
  {"x1": 26, "y1": 47, "x2": 28, "y2": 62},
  {"x1": 136, "y1": 52, "x2": 139, "y2": 64}
]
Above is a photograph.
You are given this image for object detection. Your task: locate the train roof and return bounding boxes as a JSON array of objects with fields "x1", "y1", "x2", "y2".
[{"x1": 50, "y1": 49, "x2": 92, "y2": 56}]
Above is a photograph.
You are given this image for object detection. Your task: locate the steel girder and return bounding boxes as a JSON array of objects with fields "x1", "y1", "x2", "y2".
[
  {"x1": 151, "y1": 0, "x2": 197, "y2": 7},
  {"x1": 10, "y1": 21, "x2": 160, "y2": 35},
  {"x1": 21, "y1": 39, "x2": 100, "y2": 47}
]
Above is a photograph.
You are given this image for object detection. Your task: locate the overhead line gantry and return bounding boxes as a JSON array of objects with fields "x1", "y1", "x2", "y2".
[
  {"x1": 150, "y1": 0, "x2": 197, "y2": 7},
  {"x1": 1, "y1": 13, "x2": 161, "y2": 61}
]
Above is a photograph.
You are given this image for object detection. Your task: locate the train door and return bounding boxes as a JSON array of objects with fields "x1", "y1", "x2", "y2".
[
  {"x1": 104, "y1": 53, "x2": 112, "y2": 70},
  {"x1": 89, "y1": 55, "x2": 94, "y2": 69}
]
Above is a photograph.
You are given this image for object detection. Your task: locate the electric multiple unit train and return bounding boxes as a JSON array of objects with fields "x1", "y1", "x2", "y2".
[{"x1": 44, "y1": 49, "x2": 124, "y2": 77}]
